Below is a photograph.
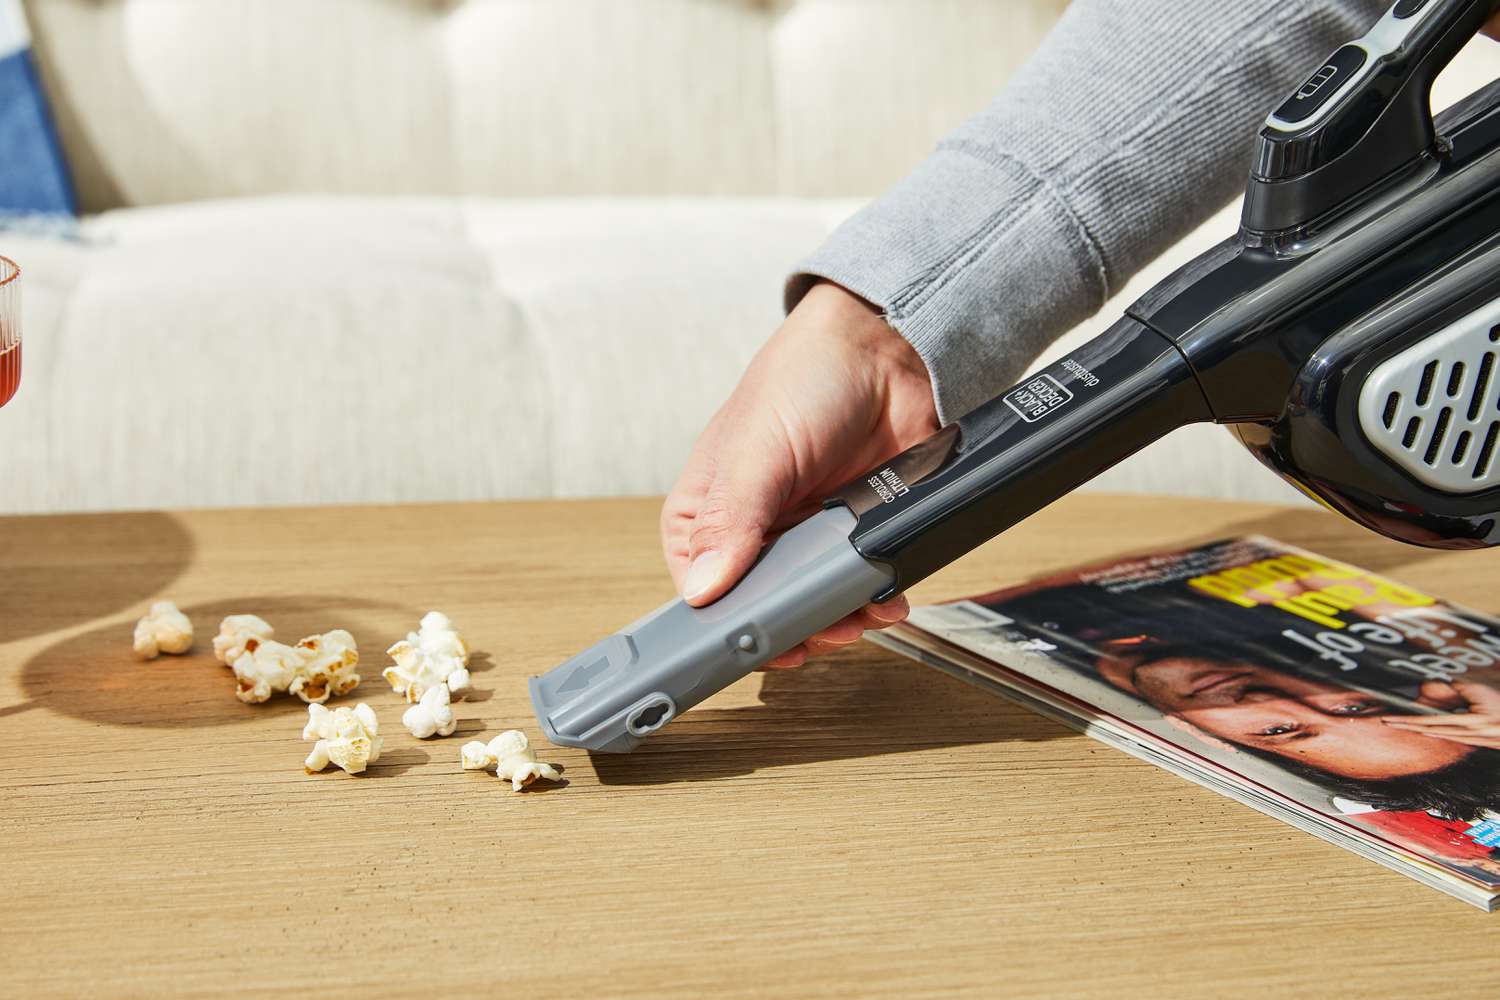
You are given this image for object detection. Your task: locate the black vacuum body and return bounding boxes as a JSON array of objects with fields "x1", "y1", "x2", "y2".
[
  {"x1": 532, "y1": 0, "x2": 1500, "y2": 753},
  {"x1": 838, "y1": 0, "x2": 1500, "y2": 592}
]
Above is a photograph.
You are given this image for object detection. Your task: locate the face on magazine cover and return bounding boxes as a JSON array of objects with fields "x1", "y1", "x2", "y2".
[{"x1": 1096, "y1": 656, "x2": 1478, "y2": 780}]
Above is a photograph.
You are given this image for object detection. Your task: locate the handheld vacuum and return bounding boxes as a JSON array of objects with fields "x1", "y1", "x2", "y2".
[{"x1": 533, "y1": 0, "x2": 1500, "y2": 752}]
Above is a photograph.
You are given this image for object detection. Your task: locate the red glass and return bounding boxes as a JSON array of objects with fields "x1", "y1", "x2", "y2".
[{"x1": 0, "y1": 256, "x2": 18, "y2": 408}]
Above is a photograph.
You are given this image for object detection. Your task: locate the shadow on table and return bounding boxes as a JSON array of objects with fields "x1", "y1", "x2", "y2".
[
  {"x1": 14, "y1": 594, "x2": 421, "y2": 728},
  {"x1": 0, "y1": 511, "x2": 195, "y2": 644},
  {"x1": 360, "y1": 747, "x2": 431, "y2": 777},
  {"x1": 589, "y1": 645, "x2": 1069, "y2": 786}
]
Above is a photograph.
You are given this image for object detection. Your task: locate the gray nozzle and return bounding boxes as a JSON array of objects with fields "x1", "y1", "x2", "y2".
[{"x1": 529, "y1": 506, "x2": 893, "y2": 752}]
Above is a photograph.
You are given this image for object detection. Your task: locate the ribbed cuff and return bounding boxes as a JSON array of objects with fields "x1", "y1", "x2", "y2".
[{"x1": 786, "y1": 147, "x2": 1106, "y2": 423}]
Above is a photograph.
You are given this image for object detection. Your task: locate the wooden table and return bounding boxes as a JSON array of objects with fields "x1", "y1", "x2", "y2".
[{"x1": 3, "y1": 494, "x2": 1499, "y2": 997}]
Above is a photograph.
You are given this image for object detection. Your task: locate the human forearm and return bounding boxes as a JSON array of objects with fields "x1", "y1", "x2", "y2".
[{"x1": 788, "y1": 0, "x2": 1390, "y2": 422}]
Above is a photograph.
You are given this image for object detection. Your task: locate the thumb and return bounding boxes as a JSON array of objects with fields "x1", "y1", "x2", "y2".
[{"x1": 681, "y1": 449, "x2": 790, "y2": 607}]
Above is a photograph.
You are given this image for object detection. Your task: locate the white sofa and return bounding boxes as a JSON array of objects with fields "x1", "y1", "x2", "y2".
[{"x1": 2, "y1": 0, "x2": 1496, "y2": 513}]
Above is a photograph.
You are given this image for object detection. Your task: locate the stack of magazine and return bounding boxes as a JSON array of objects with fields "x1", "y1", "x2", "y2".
[{"x1": 870, "y1": 536, "x2": 1500, "y2": 910}]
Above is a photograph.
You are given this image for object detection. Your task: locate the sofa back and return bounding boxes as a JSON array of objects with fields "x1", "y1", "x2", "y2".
[{"x1": 25, "y1": 0, "x2": 1070, "y2": 212}]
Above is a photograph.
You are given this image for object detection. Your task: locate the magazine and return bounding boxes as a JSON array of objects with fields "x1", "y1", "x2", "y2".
[{"x1": 869, "y1": 536, "x2": 1500, "y2": 910}]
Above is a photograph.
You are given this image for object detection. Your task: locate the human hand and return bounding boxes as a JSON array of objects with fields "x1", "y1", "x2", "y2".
[
  {"x1": 1381, "y1": 680, "x2": 1500, "y2": 749},
  {"x1": 661, "y1": 281, "x2": 940, "y2": 668}
]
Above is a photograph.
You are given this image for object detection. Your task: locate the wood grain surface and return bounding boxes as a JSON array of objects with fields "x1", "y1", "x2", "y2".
[{"x1": 2, "y1": 495, "x2": 1499, "y2": 998}]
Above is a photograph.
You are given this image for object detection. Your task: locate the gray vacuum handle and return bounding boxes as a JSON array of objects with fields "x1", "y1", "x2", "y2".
[{"x1": 530, "y1": 506, "x2": 893, "y2": 753}]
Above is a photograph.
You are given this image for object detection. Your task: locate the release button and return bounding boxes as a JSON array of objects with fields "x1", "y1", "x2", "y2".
[{"x1": 1271, "y1": 44, "x2": 1367, "y2": 126}]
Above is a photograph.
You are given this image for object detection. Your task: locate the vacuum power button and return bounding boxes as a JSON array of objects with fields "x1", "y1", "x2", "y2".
[{"x1": 1271, "y1": 44, "x2": 1367, "y2": 126}]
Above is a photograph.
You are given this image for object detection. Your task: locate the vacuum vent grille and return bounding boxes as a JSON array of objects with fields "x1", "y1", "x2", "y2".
[{"x1": 1358, "y1": 301, "x2": 1500, "y2": 494}]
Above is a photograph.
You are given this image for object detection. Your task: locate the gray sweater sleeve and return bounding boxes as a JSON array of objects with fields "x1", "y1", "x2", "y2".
[{"x1": 786, "y1": 0, "x2": 1389, "y2": 423}]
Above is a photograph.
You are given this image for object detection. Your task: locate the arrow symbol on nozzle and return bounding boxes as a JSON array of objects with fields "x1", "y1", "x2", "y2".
[{"x1": 558, "y1": 656, "x2": 612, "y2": 693}]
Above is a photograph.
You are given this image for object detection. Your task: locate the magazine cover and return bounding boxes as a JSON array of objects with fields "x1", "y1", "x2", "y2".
[{"x1": 890, "y1": 536, "x2": 1500, "y2": 903}]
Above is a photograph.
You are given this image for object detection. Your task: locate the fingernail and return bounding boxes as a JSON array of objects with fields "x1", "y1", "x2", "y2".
[
  {"x1": 868, "y1": 597, "x2": 909, "y2": 624},
  {"x1": 682, "y1": 550, "x2": 724, "y2": 601}
]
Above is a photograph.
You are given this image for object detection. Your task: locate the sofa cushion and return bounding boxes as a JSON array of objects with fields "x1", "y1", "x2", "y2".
[
  {"x1": 0, "y1": 193, "x2": 1322, "y2": 515},
  {"x1": 0, "y1": 196, "x2": 852, "y2": 512}
]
